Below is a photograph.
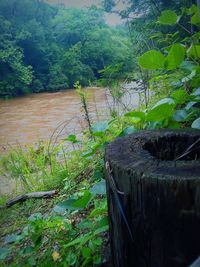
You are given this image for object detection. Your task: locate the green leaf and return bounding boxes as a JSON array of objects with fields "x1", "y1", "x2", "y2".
[
  {"x1": 96, "y1": 216, "x2": 109, "y2": 228},
  {"x1": 152, "y1": 98, "x2": 175, "y2": 107},
  {"x1": 189, "y1": 4, "x2": 198, "y2": 14},
  {"x1": 185, "y1": 101, "x2": 197, "y2": 110},
  {"x1": 77, "y1": 219, "x2": 94, "y2": 229},
  {"x1": 93, "y1": 170, "x2": 103, "y2": 180},
  {"x1": 147, "y1": 121, "x2": 162, "y2": 129},
  {"x1": 93, "y1": 254, "x2": 102, "y2": 265},
  {"x1": 93, "y1": 225, "x2": 109, "y2": 235},
  {"x1": 23, "y1": 246, "x2": 34, "y2": 255},
  {"x1": 81, "y1": 150, "x2": 94, "y2": 158},
  {"x1": 66, "y1": 134, "x2": 78, "y2": 143},
  {"x1": 53, "y1": 198, "x2": 79, "y2": 213},
  {"x1": 82, "y1": 247, "x2": 91, "y2": 259},
  {"x1": 180, "y1": 61, "x2": 196, "y2": 72},
  {"x1": 28, "y1": 213, "x2": 42, "y2": 222},
  {"x1": 90, "y1": 180, "x2": 106, "y2": 195},
  {"x1": 66, "y1": 226, "x2": 108, "y2": 249},
  {"x1": 4, "y1": 234, "x2": 19, "y2": 244},
  {"x1": 191, "y1": 117, "x2": 200, "y2": 129},
  {"x1": 168, "y1": 120, "x2": 180, "y2": 129},
  {"x1": 65, "y1": 252, "x2": 77, "y2": 266},
  {"x1": 171, "y1": 89, "x2": 189, "y2": 104},
  {"x1": 165, "y1": 44, "x2": 185, "y2": 70},
  {"x1": 119, "y1": 126, "x2": 137, "y2": 136},
  {"x1": 138, "y1": 50, "x2": 165, "y2": 70},
  {"x1": 0, "y1": 247, "x2": 9, "y2": 260},
  {"x1": 91, "y1": 237, "x2": 103, "y2": 247},
  {"x1": 89, "y1": 206, "x2": 107, "y2": 218},
  {"x1": 187, "y1": 44, "x2": 200, "y2": 59},
  {"x1": 124, "y1": 111, "x2": 146, "y2": 120},
  {"x1": 28, "y1": 257, "x2": 37, "y2": 266},
  {"x1": 173, "y1": 109, "x2": 189, "y2": 122},
  {"x1": 65, "y1": 233, "x2": 91, "y2": 248},
  {"x1": 192, "y1": 88, "x2": 200, "y2": 96},
  {"x1": 89, "y1": 237, "x2": 103, "y2": 251},
  {"x1": 158, "y1": 10, "x2": 178, "y2": 25},
  {"x1": 91, "y1": 121, "x2": 109, "y2": 136},
  {"x1": 191, "y1": 11, "x2": 200, "y2": 25},
  {"x1": 147, "y1": 98, "x2": 175, "y2": 121},
  {"x1": 182, "y1": 70, "x2": 196, "y2": 83},
  {"x1": 73, "y1": 190, "x2": 92, "y2": 209}
]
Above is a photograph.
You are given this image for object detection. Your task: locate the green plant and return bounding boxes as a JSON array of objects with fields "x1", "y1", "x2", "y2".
[
  {"x1": 1, "y1": 3, "x2": 200, "y2": 267},
  {"x1": 133, "y1": 4, "x2": 200, "y2": 130},
  {"x1": 74, "y1": 82, "x2": 93, "y2": 136}
]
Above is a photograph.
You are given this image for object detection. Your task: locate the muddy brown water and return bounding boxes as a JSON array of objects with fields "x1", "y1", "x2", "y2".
[{"x1": 0, "y1": 86, "x2": 139, "y2": 195}]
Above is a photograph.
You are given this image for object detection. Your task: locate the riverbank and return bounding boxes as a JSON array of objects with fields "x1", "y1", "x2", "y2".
[
  {"x1": 0, "y1": 83, "x2": 141, "y2": 266},
  {"x1": 0, "y1": 86, "x2": 139, "y2": 150},
  {"x1": 0, "y1": 85, "x2": 139, "y2": 196}
]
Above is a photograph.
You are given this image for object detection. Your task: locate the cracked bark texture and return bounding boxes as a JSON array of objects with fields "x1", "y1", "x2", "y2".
[{"x1": 105, "y1": 129, "x2": 200, "y2": 267}]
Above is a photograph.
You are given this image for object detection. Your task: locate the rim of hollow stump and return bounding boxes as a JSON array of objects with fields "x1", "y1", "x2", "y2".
[{"x1": 105, "y1": 129, "x2": 200, "y2": 181}]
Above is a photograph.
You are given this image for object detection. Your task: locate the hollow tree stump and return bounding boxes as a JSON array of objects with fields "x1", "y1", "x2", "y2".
[{"x1": 105, "y1": 129, "x2": 200, "y2": 267}]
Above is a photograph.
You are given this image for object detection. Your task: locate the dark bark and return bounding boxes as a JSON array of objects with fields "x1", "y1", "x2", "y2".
[
  {"x1": 105, "y1": 129, "x2": 200, "y2": 267},
  {"x1": 5, "y1": 190, "x2": 58, "y2": 208}
]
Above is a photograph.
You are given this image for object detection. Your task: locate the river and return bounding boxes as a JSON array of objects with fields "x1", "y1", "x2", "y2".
[{"x1": 0, "y1": 86, "x2": 139, "y2": 194}]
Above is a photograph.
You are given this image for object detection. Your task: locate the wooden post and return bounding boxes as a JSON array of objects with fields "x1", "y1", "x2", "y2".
[{"x1": 105, "y1": 129, "x2": 200, "y2": 267}]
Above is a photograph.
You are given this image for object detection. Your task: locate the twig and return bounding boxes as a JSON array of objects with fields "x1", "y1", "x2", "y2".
[{"x1": 174, "y1": 138, "x2": 200, "y2": 161}]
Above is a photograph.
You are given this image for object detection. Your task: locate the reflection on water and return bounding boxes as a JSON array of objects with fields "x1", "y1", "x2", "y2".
[{"x1": 0, "y1": 86, "x2": 139, "y2": 149}]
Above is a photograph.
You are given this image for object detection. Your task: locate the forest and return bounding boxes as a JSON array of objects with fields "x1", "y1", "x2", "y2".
[
  {"x1": 0, "y1": 0, "x2": 200, "y2": 266},
  {"x1": 0, "y1": 0, "x2": 134, "y2": 97}
]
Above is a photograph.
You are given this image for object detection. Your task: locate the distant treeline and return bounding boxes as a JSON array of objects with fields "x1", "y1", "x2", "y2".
[{"x1": 0, "y1": 0, "x2": 134, "y2": 97}]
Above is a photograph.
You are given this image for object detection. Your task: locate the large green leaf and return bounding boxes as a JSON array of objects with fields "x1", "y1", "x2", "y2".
[
  {"x1": 91, "y1": 121, "x2": 109, "y2": 136},
  {"x1": 191, "y1": 12, "x2": 200, "y2": 24},
  {"x1": 89, "y1": 205, "x2": 107, "y2": 218},
  {"x1": 171, "y1": 89, "x2": 189, "y2": 104},
  {"x1": 187, "y1": 44, "x2": 200, "y2": 59},
  {"x1": 192, "y1": 88, "x2": 200, "y2": 96},
  {"x1": 185, "y1": 101, "x2": 197, "y2": 110},
  {"x1": 90, "y1": 180, "x2": 106, "y2": 195},
  {"x1": 65, "y1": 233, "x2": 91, "y2": 248},
  {"x1": 4, "y1": 234, "x2": 20, "y2": 244},
  {"x1": 0, "y1": 247, "x2": 9, "y2": 260},
  {"x1": 82, "y1": 247, "x2": 92, "y2": 259},
  {"x1": 147, "y1": 98, "x2": 175, "y2": 121},
  {"x1": 119, "y1": 126, "x2": 137, "y2": 137},
  {"x1": 158, "y1": 10, "x2": 178, "y2": 25},
  {"x1": 192, "y1": 93, "x2": 200, "y2": 102},
  {"x1": 173, "y1": 109, "x2": 189, "y2": 122},
  {"x1": 53, "y1": 198, "x2": 79, "y2": 213},
  {"x1": 168, "y1": 120, "x2": 180, "y2": 129},
  {"x1": 138, "y1": 50, "x2": 165, "y2": 70},
  {"x1": 124, "y1": 111, "x2": 146, "y2": 121},
  {"x1": 191, "y1": 117, "x2": 200, "y2": 129},
  {"x1": 166, "y1": 44, "x2": 185, "y2": 70},
  {"x1": 73, "y1": 190, "x2": 92, "y2": 209},
  {"x1": 180, "y1": 61, "x2": 196, "y2": 72}
]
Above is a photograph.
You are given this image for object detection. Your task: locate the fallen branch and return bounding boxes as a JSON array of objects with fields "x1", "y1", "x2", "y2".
[{"x1": 2, "y1": 190, "x2": 58, "y2": 208}]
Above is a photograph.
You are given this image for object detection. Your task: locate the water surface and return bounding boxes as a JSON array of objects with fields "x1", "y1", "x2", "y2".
[{"x1": 0, "y1": 86, "x2": 139, "y2": 194}]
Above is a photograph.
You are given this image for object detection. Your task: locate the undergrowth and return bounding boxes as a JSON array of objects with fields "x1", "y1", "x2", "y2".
[{"x1": 0, "y1": 3, "x2": 200, "y2": 267}]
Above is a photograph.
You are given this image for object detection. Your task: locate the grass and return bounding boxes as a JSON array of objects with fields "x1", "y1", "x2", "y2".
[
  {"x1": 0, "y1": 82, "x2": 171, "y2": 266},
  {"x1": 0, "y1": 133, "x2": 109, "y2": 266}
]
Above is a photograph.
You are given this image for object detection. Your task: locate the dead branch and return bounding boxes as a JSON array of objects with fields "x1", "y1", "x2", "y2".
[{"x1": 1, "y1": 190, "x2": 58, "y2": 208}]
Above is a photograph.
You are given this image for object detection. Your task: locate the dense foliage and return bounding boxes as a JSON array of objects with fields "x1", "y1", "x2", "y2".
[
  {"x1": 0, "y1": 0, "x2": 200, "y2": 266},
  {"x1": 0, "y1": 0, "x2": 134, "y2": 97}
]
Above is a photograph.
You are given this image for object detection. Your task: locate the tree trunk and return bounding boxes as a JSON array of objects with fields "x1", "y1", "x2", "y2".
[{"x1": 105, "y1": 129, "x2": 200, "y2": 267}]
